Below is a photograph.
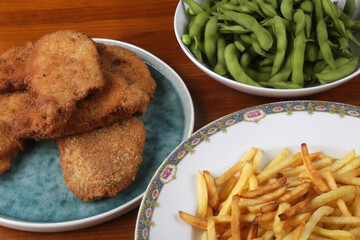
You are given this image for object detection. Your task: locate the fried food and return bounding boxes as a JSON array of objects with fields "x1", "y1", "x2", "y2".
[
  {"x1": 57, "y1": 117, "x2": 146, "y2": 201},
  {"x1": 56, "y1": 43, "x2": 156, "y2": 137},
  {"x1": 0, "y1": 91, "x2": 32, "y2": 174},
  {"x1": 0, "y1": 42, "x2": 34, "y2": 93},
  {"x1": 13, "y1": 30, "x2": 106, "y2": 140}
]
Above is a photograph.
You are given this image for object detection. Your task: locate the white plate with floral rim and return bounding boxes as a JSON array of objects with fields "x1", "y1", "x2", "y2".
[{"x1": 135, "y1": 100, "x2": 360, "y2": 240}]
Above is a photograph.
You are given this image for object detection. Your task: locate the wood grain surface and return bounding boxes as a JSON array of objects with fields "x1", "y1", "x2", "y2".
[{"x1": 1, "y1": 0, "x2": 360, "y2": 239}]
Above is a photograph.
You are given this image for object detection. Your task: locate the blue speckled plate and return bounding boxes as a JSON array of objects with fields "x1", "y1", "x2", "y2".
[
  {"x1": 135, "y1": 100, "x2": 360, "y2": 240},
  {"x1": 0, "y1": 39, "x2": 194, "y2": 232}
]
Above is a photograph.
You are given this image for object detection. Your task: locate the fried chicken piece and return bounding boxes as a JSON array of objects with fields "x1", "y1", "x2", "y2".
[
  {"x1": 0, "y1": 91, "x2": 32, "y2": 174},
  {"x1": 0, "y1": 42, "x2": 35, "y2": 93},
  {"x1": 57, "y1": 117, "x2": 146, "y2": 201},
  {"x1": 52, "y1": 43, "x2": 156, "y2": 138},
  {"x1": 13, "y1": 30, "x2": 106, "y2": 140}
]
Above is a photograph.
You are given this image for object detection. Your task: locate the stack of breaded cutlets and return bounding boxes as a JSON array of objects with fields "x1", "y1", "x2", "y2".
[{"x1": 0, "y1": 30, "x2": 156, "y2": 201}]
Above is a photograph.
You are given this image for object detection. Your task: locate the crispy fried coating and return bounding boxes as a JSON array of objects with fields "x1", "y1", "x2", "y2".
[
  {"x1": 0, "y1": 91, "x2": 32, "y2": 174},
  {"x1": 57, "y1": 117, "x2": 146, "y2": 201},
  {"x1": 52, "y1": 43, "x2": 156, "y2": 138},
  {"x1": 0, "y1": 42, "x2": 34, "y2": 93},
  {"x1": 13, "y1": 30, "x2": 106, "y2": 140}
]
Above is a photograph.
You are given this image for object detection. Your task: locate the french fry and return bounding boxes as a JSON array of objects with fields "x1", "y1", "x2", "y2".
[
  {"x1": 204, "y1": 170, "x2": 220, "y2": 209},
  {"x1": 259, "y1": 202, "x2": 278, "y2": 214},
  {"x1": 319, "y1": 216, "x2": 360, "y2": 225},
  {"x1": 304, "y1": 186, "x2": 357, "y2": 211},
  {"x1": 284, "y1": 212, "x2": 312, "y2": 228},
  {"x1": 206, "y1": 206, "x2": 214, "y2": 218},
  {"x1": 219, "y1": 176, "x2": 238, "y2": 202},
  {"x1": 200, "y1": 231, "x2": 209, "y2": 240},
  {"x1": 278, "y1": 195, "x2": 310, "y2": 221},
  {"x1": 353, "y1": 194, "x2": 360, "y2": 217},
  {"x1": 215, "y1": 148, "x2": 256, "y2": 186},
  {"x1": 260, "y1": 230, "x2": 274, "y2": 240},
  {"x1": 324, "y1": 170, "x2": 352, "y2": 217},
  {"x1": 263, "y1": 148, "x2": 291, "y2": 171},
  {"x1": 301, "y1": 143, "x2": 330, "y2": 193},
  {"x1": 257, "y1": 152, "x2": 302, "y2": 183},
  {"x1": 299, "y1": 206, "x2": 334, "y2": 240},
  {"x1": 178, "y1": 211, "x2": 207, "y2": 230},
  {"x1": 252, "y1": 148, "x2": 263, "y2": 171},
  {"x1": 240, "y1": 177, "x2": 287, "y2": 199},
  {"x1": 337, "y1": 156, "x2": 360, "y2": 174},
  {"x1": 343, "y1": 168, "x2": 360, "y2": 177},
  {"x1": 207, "y1": 218, "x2": 217, "y2": 240},
  {"x1": 253, "y1": 212, "x2": 276, "y2": 224},
  {"x1": 219, "y1": 162, "x2": 253, "y2": 215},
  {"x1": 247, "y1": 220, "x2": 258, "y2": 240},
  {"x1": 319, "y1": 149, "x2": 356, "y2": 174},
  {"x1": 273, "y1": 202, "x2": 290, "y2": 237},
  {"x1": 197, "y1": 171, "x2": 209, "y2": 217},
  {"x1": 248, "y1": 174, "x2": 259, "y2": 191},
  {"x1": 238, "y1": 185, "x2": 287, "y2": 207},
  {"x1": 281, "y1": 158, "x2": 333, "y2": 178},
  {"x1": 231, "y1": 195, "x2": 241, "y2": 240},
  {"x1": 308, "y1": 234, "x2": 333, "y2": 240},
  {"x1": 276, "y1": 182, "x2": 311, "y2": 203},
  {"x1": 312, "y1": 226, "x2": 355, "y2": 239},
  {"x1": 331, "y1": 173, "x2": 360, "y2": 185},
  {"x1": 285, "y1": 223, "x2": 305, "y2": 240}
]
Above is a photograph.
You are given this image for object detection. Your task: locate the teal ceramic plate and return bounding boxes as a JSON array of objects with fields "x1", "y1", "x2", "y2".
[
  {"x1": 135, "y1": 100, "x2": 360, "y2": 240},
  {"x1": 0, "y1": 39, "x2": 194, "y2": 232}
]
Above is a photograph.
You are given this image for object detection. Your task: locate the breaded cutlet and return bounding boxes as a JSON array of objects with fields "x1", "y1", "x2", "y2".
[
  {"x1": 0, "y1": 42, "x2": 34, "y2": 93},
  {"x1": 0, "y1": 91, "x2": 32, "y2": 174},
  {"x1": 46, "y1": 43, "x2": 156, "y2": 138},
  {"x1": 13, "y1": 30, "x2": 106, "y2": 140},
  {"x1": 57, "y1": 117, "x2": 146, "y2": 201}
]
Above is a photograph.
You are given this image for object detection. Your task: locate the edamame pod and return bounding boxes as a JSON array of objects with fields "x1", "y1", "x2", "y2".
[
  {"x1": 271, "y1": 16, "x2": 287, "y2": 76},
  {"x1": 214, "y1": 35, "x2": 228, "y2": 76},
  {"x1": 343, "y1": 0, "x2": 355, "y2": 17},
  {"x1": 189, "y1": 11, "x2": 210, "y2": 39},
  {"x1": 223, "y1": 11, "x2": 273, "y2": 50},
  {"x1": 183, "y1": 0, "x2": 204, "y2": 15},
  {"x1": 280, "y1": 0, "x2": 293, "y2": 20},
  {"x1": 204, "y1": 16, "x2": 218, "y2": 67},
  {"x1": 224, "y1": 44, "x2": 262, "y2": 87},
  {"x1": 316, "y1": 57, "x2": 359, "y2": 83}
]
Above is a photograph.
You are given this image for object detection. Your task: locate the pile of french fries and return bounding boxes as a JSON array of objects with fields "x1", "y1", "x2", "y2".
[{"x1": 179, "y1": 143, "x2": 360, "y2": 240}]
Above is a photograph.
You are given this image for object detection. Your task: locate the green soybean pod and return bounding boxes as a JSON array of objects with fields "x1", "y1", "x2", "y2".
[
  {"x1": 306, "y1": 42, "x2": 319, "y2": 62},
  {"x1": 316, "y1": 20, "x2": 336, "y2": 70},
  {"x1": 346, "y1": 29, "x2": 360, "y2": 47},
  {"x1": 321, "y1": 0, "x2": 347, "y2": 38},
  {"x1": 250, "y1": 33, "x2": 266, "y2": 56},
  {"x1": 280, "y1": 0, "x2": 294, "y2": 20},
  {"x1": 313, "y1": 0, "x2": 323, "y2": 24},
  {"x1": 183, "y1": 0, "x2": 204, "y2": 15},
  {"x1": 223, "y1": 11, "x2": 273, "y2": 50},
  {"x1": 254, "y1": 0, "x2": 278, "y2": 17},
  {"x1": 300, "y1": 0, "x2": 314, "y2": 13},
  {"x1": 291, "y1": 29, "x2": 307, "y2": 87},
  {"x1": 271, "y1": 16, "x2": 287, "y2": 76},
  {"x1": 316, "y1": 57, "x2": 359, "y2": 83},
  {"x1": 214, "y1": 35, "x2": 228, "y2": 76},
  {"x1": 189, "y1": 11, "x2": 210, "y2": 39},
  {"x1": 294, "y1": 9, "x2": 306, "y2": 36},
  {"x1": 234, "y1": 41, "x2": 246, "y2": 52},
  {"x1": 190, "y1": 39, "x2": 203, "y2": 62},
  {"x1": 246, "y1": 68, "x2": 271, "y2": 82},
  {"x1": 264, "y1": 0, "x2": 278, "y2": 10},
  {"x1": 224, "y1": 43, "x2": 262, "y2": 87},
  {"x1": 218, "y1": 24, "x2": 250, "y2": 34},
  {"x1": 337, "y1": 37, "x2": 349, "y2": 50},
  {"x1": 313, "y1": 59, "x2": 328, "y2": 74},
  {"x1": 343, "y1": 0, "x2": 356, "y2": 17},
  {"x1": 305, "y1": 14, "x2": 312, "y2": 39},
  {"x1": 204, "y1": 16, "x2": 218, "y2": 67}
]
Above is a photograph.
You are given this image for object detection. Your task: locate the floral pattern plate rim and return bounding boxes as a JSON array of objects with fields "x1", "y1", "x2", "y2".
[
  {"x1": 135, "y1": 100, "x2": 360, "y2": 240},
  {"x1": 0, "y1": 39, "x2": 194, "y2": 233}
]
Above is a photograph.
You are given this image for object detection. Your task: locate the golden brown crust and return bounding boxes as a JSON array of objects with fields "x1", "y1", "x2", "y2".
[
  {"x1": 0, "y1": 91, "x2": 32, "y2": 174},
  {"x1": 0, "y1": 42, "x2": 35, "y2": 93},
  {"x1": 53, "y1": 43, "x2": 156, "y2": 138},
  {"x1": 13, "y1": 30, "x2": 106, "y2": 140},
  {"x1": 57, "y1": 117, "x2": 146, "y2": 201}
]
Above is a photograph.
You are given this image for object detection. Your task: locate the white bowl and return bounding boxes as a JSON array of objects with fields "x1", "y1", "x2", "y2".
[{"x1": 174, "y1": 0, "x2": 360, "y2": 98}]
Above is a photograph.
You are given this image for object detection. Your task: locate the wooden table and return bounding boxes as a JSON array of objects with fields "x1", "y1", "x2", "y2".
[{"x1": 1, "y1": 0, "x2": 360, "y2": 239}]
